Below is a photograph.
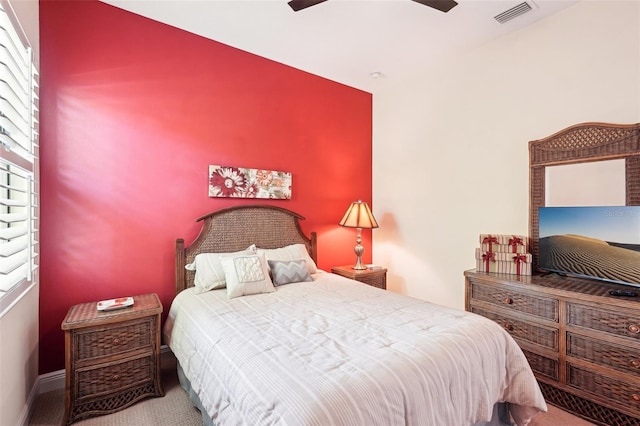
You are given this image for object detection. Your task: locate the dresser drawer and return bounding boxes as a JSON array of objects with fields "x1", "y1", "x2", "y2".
[
  {"x1": 74, "y1": 317, "x2": 155, "y2": 362},
  {"x1": 567, "y1": 303, "x2": 640, "y2": 342},
  {"x1": 567, "y1": 364, "x2": 640, "y2": 415},
  {"x1": 522, "y1": 349, "x2": 559, "y2": 381},
  {"x1": 567, "y1": 333, "x2": 640, "y2": 378},
  {"x1": 76, "y1": 355, "x2": 153, "y2": 399},
  {"x1": 468, "y1": 280, "x2": 559, "y2": 322},
  {"x1": 470, "y1": 307, "x2": 559, "y2": 351}
]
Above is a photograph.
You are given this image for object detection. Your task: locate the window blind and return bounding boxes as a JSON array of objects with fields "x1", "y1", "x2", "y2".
[{"x1": 0, "y1": 0, "x2": 38, "y2": 313}]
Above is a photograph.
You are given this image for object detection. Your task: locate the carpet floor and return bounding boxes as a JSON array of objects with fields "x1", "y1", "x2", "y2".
[{"x1": 29, "y1": 352, "x2": 594, "y2": 426}]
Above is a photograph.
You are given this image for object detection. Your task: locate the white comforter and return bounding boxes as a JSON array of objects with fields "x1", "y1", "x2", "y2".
[{"x1": 163, "y1": 271, "x2": 546, "y2": 426}]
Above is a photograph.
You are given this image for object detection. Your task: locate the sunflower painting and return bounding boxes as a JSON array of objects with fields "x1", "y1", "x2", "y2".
[{"x1": 208, "y1": 165, "x2": 292, "y2": 199}]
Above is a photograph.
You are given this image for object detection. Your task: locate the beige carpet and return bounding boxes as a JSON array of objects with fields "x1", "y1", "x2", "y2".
[{"x1": 29, "y1": 352, "x2": 594, "y2": 426}]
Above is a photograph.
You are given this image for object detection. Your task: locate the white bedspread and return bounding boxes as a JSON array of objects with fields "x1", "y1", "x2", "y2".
[{"x1": 163, "y1": 271, "x2": 546, "y2": 426}]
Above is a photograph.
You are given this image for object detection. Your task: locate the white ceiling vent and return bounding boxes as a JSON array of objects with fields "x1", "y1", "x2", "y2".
[{"x1": 494, "y1": 1, "x2": 536, "y2": 24}]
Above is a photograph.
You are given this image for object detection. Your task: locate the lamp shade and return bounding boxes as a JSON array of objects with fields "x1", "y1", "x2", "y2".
[{"x1": 339, "y1": 200, "x2": 379, "y2": 229}]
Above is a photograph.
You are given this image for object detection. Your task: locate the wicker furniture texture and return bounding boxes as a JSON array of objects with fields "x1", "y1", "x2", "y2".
[
  {"x1": 61, "y1": 293, "x2": 164, "y2": 425},
  {"x1": 331, "y1": 265, "x2": 387, "y2": 289},
  {"x1": 175, "y1": 205, "x2": 317, "y2": 294},
  {"x1": 529, "y1": 122, "x2": 640, "y2": 268},
  {"x1": 465, "y1": 271, "x2": 640, "y2": 426}
]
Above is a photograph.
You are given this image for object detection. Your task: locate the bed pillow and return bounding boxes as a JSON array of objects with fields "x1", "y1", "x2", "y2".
[
  {"x1": 185, "y1": 245, "x2": 256, "y2": 294},
  {"x1": 268, "y1": 260, "x2": 313, "y2": 286},
  {"x1": 221, "y1": 253, "x2": 275, "y2": 299},
  {"x1": 257, "y1": 244, "x2": 318, "y2": 274}
]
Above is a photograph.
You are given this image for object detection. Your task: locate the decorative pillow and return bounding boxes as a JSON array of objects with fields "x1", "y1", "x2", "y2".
[
  {"x1": 257, "y1": 244, "x2": 318, "y2": 274},
  {"x1": 268, "y1": 260, "x2": 313, "y2": 286},
  {"x1": 221, "y1": 253, "x2": 275, "y2": 299},
  {"x1": 185, "y1": 245, "x2": 256, "y2": 294}
]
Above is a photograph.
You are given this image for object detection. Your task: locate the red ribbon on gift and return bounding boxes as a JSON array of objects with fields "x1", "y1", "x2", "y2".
[
  {"x1": 509, "y1": 236, "x2": 524, "y2": 253},
  {"x1": 482, "y1": 252, "x2": 496, "y2": 273},
  {"x1": 512, "y1": 254, "x2": 528, "y2": 275},
  {"x1": 482, "y1": 236, "x2": 499, "y2": 252}
]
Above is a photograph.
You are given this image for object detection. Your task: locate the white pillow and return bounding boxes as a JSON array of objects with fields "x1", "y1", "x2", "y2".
[
  {"x1": 221, "y1": 253, "x2": 275, "y2": 299},
  {"x1": 185, "y1": 245, "x2": 256, "y2": 294},
  {"x1": 257, "y1": 244, "x2": 317, "y2": 274}
]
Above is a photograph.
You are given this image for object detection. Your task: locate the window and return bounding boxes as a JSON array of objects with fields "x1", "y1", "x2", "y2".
[{"x1": 0, "y1": 0, "x2": 38, "y2": 315}]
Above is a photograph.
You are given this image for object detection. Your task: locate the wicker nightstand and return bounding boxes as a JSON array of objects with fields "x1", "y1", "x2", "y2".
[
  {"x1": 331, "y1": 265, "x2": 387, "y2": 289},
  {"x1": 61, "y1": 293, "x2": 164, "y2": 425}
]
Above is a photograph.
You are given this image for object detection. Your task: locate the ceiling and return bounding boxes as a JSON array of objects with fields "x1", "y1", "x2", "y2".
[{"x1": 100, "y1": 0, "x2": 580, "y2": 93}]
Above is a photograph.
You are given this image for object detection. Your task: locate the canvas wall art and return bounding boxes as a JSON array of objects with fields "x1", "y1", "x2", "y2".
[{"x1": 208, "y1": 165, "x2": 292, "y2": 199}]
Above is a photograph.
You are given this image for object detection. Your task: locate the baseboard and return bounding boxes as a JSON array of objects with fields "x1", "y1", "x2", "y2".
[{"x1": 38, "y1": 368, "x2": 66, "y2": 394}]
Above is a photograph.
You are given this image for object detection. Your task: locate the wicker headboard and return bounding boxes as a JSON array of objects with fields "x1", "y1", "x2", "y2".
[{"x1": 175, "y1": 205, "x2": 317, "y2": 294}]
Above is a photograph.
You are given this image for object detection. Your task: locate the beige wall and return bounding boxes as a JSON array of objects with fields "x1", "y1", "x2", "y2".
[
  {"x1": 0, "y1": 285, "x2": 39, "y2": 426},
  {"x1": 0, "y1": 1, "x2": 40, "y2": 425},
  {"x1": 372, "y1": 0, "x2": 640, "y2": 309}
]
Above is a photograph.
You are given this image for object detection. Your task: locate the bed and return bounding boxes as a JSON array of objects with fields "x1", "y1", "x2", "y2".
[{"x1": 163, "y1": 205, "x2": 547, "y2": 426}]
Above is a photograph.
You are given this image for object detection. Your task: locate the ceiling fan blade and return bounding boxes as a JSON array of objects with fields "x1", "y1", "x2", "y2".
[
  {"x1": 288, "y1": 0, "x2": 328, "y2": 12},
  {"x1": 411, "y1": 0, "x2": 458, "y2": 13}
]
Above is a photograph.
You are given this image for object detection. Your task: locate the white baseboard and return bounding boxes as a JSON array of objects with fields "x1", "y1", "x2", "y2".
[{"x1": 38, "y1": 368, "x2": 66, "y2": 394}]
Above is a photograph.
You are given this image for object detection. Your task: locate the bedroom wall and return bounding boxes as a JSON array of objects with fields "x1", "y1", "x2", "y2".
[
  {"x1": 39, "y1": 0, "x2": 372, "y2": 374},
  {"x1": 372, "y1": 0, "x2": 640, "y2": 309}
]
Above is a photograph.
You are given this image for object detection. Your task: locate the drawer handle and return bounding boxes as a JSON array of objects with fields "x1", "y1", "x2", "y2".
[
  {"x1": 632, "y1": 394, "x2": 640, "y2": 403},
  {"x1": 113, "y1": 338, "x2": 122, "y2": 346},
  {"x1": 503, "y1": 322, "x2": 514, "y2": 331},
  {"x1": 112, "y1": 374, "x2": 121, "y2": 381},
  {"x1": 503, "y1": 297, "x2": 513, "y2": 305},
  {"x1": 629, "y1": 324, "x2": 640, "y2": 334},
  {"x1": 630, "y1": 360, "x2": 640, "y2": 369}
]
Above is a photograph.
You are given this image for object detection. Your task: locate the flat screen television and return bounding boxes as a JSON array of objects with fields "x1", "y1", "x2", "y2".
[{"x1": 538, "y1": 206, "x2": 640, "y2": 288}]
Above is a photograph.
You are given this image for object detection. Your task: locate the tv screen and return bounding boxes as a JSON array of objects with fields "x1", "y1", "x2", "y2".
[{"x1": 538, "y1": 206, "x2": 640, "y2": 288}]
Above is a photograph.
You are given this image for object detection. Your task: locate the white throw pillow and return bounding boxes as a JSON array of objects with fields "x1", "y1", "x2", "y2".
[
  {"x1": 221, "y1": 253, "x2": 275, "y2": 299},
  {"x1": 257, "y1": 244, "x2": 317, "y2": 274},
  {"x1": 185, "y1": 245, "x2": 256, "y2": 294}
]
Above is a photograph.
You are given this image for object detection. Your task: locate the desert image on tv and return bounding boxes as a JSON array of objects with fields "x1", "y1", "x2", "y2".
[{"x1": 539, "y1": 207, "x2": 640, "y2": 286}]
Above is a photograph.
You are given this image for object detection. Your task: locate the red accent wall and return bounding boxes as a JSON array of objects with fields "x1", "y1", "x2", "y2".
[{"x1": 39, "y1": 1, "x2": 372, "y2": 374}]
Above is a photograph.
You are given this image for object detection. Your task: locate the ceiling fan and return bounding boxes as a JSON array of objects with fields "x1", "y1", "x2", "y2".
[{"x1": 288, "y1": 0, "x2": 458, "y2": 13}]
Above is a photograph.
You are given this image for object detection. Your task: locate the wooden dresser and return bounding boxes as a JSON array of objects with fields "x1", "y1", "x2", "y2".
[
  {"x1": 61, "y1": 293, "x2": 164, "y2": 425},
  {"x1": 464, "y1": 270, "x2": 640, "y2": 426}
]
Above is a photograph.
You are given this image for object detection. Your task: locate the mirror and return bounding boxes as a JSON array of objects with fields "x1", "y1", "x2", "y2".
[{"x1": 529, "y1": 122, "x2": 640, "y2": 268}]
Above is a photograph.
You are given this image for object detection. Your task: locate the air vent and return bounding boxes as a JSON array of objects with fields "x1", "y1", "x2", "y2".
[{"x1": 494, "y1": 1, "x2": 535, "y2": 24}]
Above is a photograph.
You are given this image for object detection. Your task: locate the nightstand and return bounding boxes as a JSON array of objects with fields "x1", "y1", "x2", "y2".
[
  {"x1": 331, "y1": 265, "x2": 387, "y2": 289},
  {"x1": 61, "y1": 293, "x2": 164, "y2": 425}
]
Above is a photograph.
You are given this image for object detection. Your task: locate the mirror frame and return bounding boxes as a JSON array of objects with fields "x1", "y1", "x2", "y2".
[{"x1": 529, "y1": 122, "x2": 640, "y2": 269}]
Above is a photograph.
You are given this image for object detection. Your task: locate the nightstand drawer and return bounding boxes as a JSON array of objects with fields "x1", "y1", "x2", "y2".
[
  {"x1": 77, "y1": 355, "x2": 153, "y2": 399},
  {"x1": 74, "y1": 317, "x2": 155, "y2": 362},
  {"x1": 358, "y1": 273, "x2": 386, "y2": 289},
  {"x1": 331, "y1": 265, "x2": 387, "y2": 290}
]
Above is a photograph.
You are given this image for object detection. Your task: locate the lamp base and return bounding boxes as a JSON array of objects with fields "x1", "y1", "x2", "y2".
[{"x1": 352, "y1": 256, "x2": 367, "y2": 270}]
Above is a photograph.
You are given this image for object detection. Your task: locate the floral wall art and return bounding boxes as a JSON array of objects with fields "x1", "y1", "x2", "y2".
[{"x1": 208, "y1": 165, "x2": 292, "y2": 199}]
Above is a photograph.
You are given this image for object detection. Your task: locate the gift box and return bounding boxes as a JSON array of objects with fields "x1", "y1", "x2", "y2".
[
  {"x1": 480, "y1": 243, "x2": 528, "y2": 254},
  {"x1": 479, "y1": 234, "x2": 528, "y2": 253},
  {"x1": 475, "y1": 249, "x2": 532, "y2": 275}
]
